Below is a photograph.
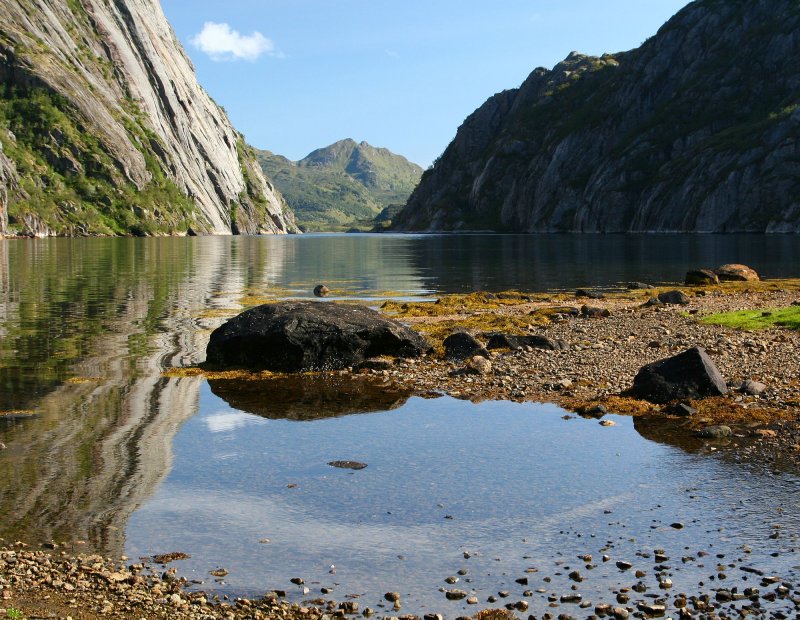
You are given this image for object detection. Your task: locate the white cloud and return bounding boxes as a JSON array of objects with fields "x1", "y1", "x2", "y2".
[{"x1": 190, "y1": 22, "x2": 278, "y2": 62}]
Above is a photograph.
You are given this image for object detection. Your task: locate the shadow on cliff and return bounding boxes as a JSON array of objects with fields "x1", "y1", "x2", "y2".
[{"x1": 208, "y1": 374, "x2": 413, "y2": 421}]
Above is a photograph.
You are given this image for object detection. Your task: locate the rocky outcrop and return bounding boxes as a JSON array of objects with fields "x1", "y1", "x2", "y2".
[
  {"x1": 0, "y1": 0, "x2": 297, "y2": 236},
  {"x1": 393, "y1": 0, "x2": 800, "y2": 233},
  {"x1": 206, "y1": 301, "x2": 431, "y2": 372},
  {"x1": 628, "y1": 347, "x2": 728, "y2": 404}
]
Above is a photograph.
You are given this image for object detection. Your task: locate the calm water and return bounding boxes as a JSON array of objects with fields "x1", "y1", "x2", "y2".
[{"x1": 0, "y1": 234, "x2": 798, "y2": 614}]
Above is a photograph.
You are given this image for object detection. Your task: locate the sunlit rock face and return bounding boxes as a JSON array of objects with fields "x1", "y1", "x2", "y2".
[
  {"x1": 394, "y1": 0, "x2": 800, "y2": 233},
  {"x1": 0, "y1": 0, "x2": 297, "y2": 236}
]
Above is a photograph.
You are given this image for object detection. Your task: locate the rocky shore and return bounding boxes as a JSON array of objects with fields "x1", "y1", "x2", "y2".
[
  {"x1": 4, "y1": 278, "x2": 800, "y2": 620},
  {"x1": 372, "y1": 280, "x2": 800, "y2": 467}
]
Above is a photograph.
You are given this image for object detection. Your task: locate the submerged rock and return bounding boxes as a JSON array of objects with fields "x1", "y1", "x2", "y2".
[
  {"x1": 328, "y1": 461, "x2": 367, "y2": 470},
  {"x1": 206, "y1": 301, "x2": 430, "y2": 372},
  {"x1": 628, "y1": 347, "x2": 728, "y2": 404}
]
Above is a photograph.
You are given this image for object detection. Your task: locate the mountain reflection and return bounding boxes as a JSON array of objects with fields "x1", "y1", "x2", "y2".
[{"x1": 207, "y1": 375, "x2": 411, "y2": 421}]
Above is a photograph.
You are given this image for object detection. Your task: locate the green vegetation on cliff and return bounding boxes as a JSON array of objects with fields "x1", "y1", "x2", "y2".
[
  {"x1": 0, "y1": 85, "x2": 198, "y2": 236},
  {"x1": 256, "y1": 139, "x2": 422, "y2": 231}
]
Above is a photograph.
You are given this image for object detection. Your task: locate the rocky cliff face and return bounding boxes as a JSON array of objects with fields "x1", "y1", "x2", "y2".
[
  {"x1": 394, "y1": 0, "x2": 800, "y2": 233},
  {"x1": 0, "y1": 0, "x2": 297, "y2": 236}
]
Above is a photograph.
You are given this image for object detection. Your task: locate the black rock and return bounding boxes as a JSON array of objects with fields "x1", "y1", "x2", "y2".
[
  {"x1": 576, "y1": 289, "x2": 605, "y2": 299},
  {"x1": 486, "y1": 333, "x2": 560, "y2": 351},
  {"x1": 685, "y1": 269, "x2": 719, "y2": 286},
  {"x1": 313, "y1": 284, "x2": 331, "y2": 297},
  {"x1": 443, "y1": 332, "x2": 488, "y2": 361},
  {"x1": 627, "y1": 282, "x2": 654, "y2": 290},
  {"x1": 628, "y1": 347, "x2": 728, "y2": 404},
  {"x1": 657, "y1": 290, "x2": 690, "y2": 305},
  {"x1": 206, "y1": 301, "x2": 431, "y2": 372}
]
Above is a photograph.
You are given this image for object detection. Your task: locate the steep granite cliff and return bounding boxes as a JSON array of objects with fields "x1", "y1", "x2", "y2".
[
  {"x1": 0, "y1": 0, "x2": 297, "y2": 236},
  {"x1": 393, "y1": 0, "x2": 800, "y2": 233}
]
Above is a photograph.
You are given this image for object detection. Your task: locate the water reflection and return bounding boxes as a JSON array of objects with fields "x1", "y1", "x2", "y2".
[
  {"x1": 208, "y1": 375, "x2": 412, "y2": 421},
  {"x1": 0, "y1": 233, "x2": 798, "y2": 569}
]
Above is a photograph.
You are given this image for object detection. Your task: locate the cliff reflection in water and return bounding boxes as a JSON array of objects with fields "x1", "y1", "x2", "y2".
[
  {"x1": 0, "y1": 236, "x2": 428, "y2": 555},
  {"x1": 0, "y1": 238, "x2": 279, "y2": 553}
]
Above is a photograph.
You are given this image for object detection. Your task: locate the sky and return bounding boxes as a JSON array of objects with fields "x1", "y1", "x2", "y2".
[{"x1": 161, "y1": 1, "x2": 691, "y2": 168}]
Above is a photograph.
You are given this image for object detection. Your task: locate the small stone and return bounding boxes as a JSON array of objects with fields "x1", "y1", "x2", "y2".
[
  {"x1": 694, "y1": 425, "x2": 732, "y2": 439},
  {"x1": 339, "y1": 602, "x2": 359, "y2": 614},
  {"x1": 444, "y1": 576, "x2": 459, "y2": 584},
  {"x1": 384, "y1": 592, "x2": 401, "y2": 603},
  {"x1": 314, "y1": 284, "x2": 330, "y2": 297},
  {"x1": 466, "y1": 597, "x2": 479, "y2": 605},
  {"x1": 445, "y1": 589, "x2": 467, "y2": 600},
  {"x1": 466, "y1": 356, "x2": 492, "y2": 375},
  {"x1": 328, "y1": 461, "x2": 368, "y2": 470},
  {"x1": 615, "y1": 561, "x2": 633, "y2": 570},
  {"x1": 612, "y1": 607, "x2": 630, "y2": 620},
  {"x1": 741, "y1": 380, "x2": 767, "y2": 396}
]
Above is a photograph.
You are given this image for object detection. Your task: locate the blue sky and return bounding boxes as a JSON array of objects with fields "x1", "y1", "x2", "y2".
[{"x1": 161, "y1": 1, "x2": 691, "y2": 167}]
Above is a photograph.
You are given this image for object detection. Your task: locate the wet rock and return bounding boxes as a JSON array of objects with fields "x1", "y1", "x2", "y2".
[
  {"x1": 658, "y1": 290, "x2": 690, "y2": 305},
  {"x1": 445, "y1": 589, "x2": 468, "y2": 600},
  {"x1": 384, "y1": 592, "x2": 401, "y2": 603},
  {"x1": 514, "y1": 600, "x2": 529, "y2": 611},
  {"x1": 694, "y1": 425, "x2": 732, "y2": 439},
  {"x1": 486, "y1": 333, "x2": 560, "y2": 351},
  {"x1": 466, "y1": 597, "x2": 479, "y2": 605},
  {"x1": 327, "y1": 461, "x2": 368, "y2": 470},
  {"x1": 443, "y1": 332, "x2": 488, "y2": 361},
  {"x1": 637, "y1": 602, "x2": 666, "y2": 616},
  {"x1": 616, "y1": 561, "x2": 633, "y2": 570},
  {"x1": 611, "y1": 607, "x2": 630, "y2": 620},
  {"x1": 444, "y1": 576, "x2": 459, "y2": 584},
  {"x1": 206, "y1": 301, "x2": 431, "y2": 372},
  {"x1": 561, "y1": 594, "x2": 582, "y2": 603},
  {"x1": 577, "y1": 404, "x2": 607, "y2": 419},
  {"x1": 715, "y1": 264, "x2": 760, "y2": 282},
  {"x1": 628, "y1": 347, "x2": 728, "y2": 404},
  {"x1": 339, "y1": 601, "x2": 359, "y2": 614},
  {"x1": 685, "y1": 269, "x2": 719, "y2": 286},
  {"x1": 741, "y1": 379, "x2": 767, "y2": 396},
  {"x1": 314, "y1": 285, "x2": 331, "y2": 297}
]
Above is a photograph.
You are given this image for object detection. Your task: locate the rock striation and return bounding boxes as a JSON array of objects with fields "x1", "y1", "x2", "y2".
[
  {"x1": 393, "y1": 0, "x2": 800, "y2": 233},
  {"x1": 0, "y1": 0, "x2": 297, "y2": 236}
]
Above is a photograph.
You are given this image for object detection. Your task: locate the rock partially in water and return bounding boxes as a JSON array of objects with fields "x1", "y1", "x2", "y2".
[
  {"x1": 715, "y1": 264, "x2": 760, "y2": 282},
  {"x1": 206, "y1": 301, "x2": 430, "y2": 372},
  {"x1": 328, "y1": 461, "x2": 367, "y2": 470},
  {"x1": 685, "y1": 269, "x2": 719, "y2": 286},
  {"x1": 628, "y1": 347, "x2": 728, "y2": 404},
  {"x1": 443, "y1": 332, "x2": 488, "y2": 361},
  {"x1": 313, "y1": 284, "x2": 330, "y2": 297},
  {"x1": 695, "y1": 425, "x2": 732, "y2": 439}
]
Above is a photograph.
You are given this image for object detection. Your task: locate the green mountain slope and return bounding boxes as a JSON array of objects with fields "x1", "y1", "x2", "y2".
[
  {"x1": 256, "y1": 139, "x2": 422, "y2": 231},
  {"x1": 393, "y1": 0, "x2": 800, "y2": 233}
]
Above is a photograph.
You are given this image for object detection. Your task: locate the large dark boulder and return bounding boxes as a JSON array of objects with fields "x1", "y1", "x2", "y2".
[
  {"x1": 443, "y1": 332, "x2": 488, "y2": 361},
  {"x1": 206, "y1": 302, "x2": 430, "y2": 372},
  {"x1": 628, "y1": 347, "x2": 728, "y2": 404},
  {"x1": 685, "y1": 269, "x2": 719, "y2": 286},
  {"x1": 657, "y1": 290, "x2": 690, "y2": 305}
]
